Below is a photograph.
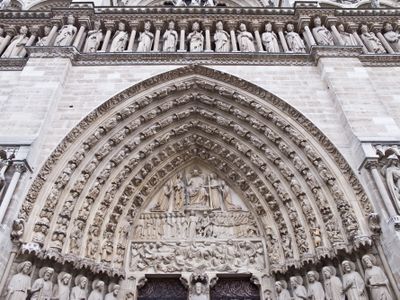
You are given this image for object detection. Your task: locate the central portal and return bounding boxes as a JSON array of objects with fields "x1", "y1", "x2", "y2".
[{"x1": 128, "y1": 165, "x2": 265, "y2": 299}]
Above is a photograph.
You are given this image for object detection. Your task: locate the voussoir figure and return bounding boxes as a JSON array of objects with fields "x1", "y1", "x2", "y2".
[
  {"x1": 83, "y1": 20, "x2": 103, "y2": 53},
  {"x1": 312, "y1": 16, "x2": 334, "y2": 45},
  {"x1": 285, "y1": 23, "x2": 306, "y2": 53},
  {"x1": 362, "y1": 254, "x2": 393, "y2": 300},
  {"x1": 54, "y1": 15, "x2": 77, "y2": 46},
  {"x1": 261, "y1": 22, "x2": 279, "y2": 52}
]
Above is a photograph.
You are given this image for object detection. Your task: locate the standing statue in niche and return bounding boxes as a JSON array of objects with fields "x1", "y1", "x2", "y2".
[
  {"x1": 322, "y1": 266, "x2": 343, "y2": 300},
  {"x1": 275, "y1": 280, "x2": 291, "y2": 300},
  {"x1": 153, "y1": 181, "x2": 172, "y2": 211},
  {"x1": 137, "y1": 21, "x2": 154, "y2": 52},
  {"x1": 383, "y1": 23, "x2": 400, "y2": 52},
  {"x1": 208, "y1": 173, "x2": 221, "y2": 210},
  {"x1": 362, "y1": 254, "x2": 393, "y2": 300},
  {"x1": 190, "y1": 282, "x2": 208, "y2": 300},
  {"x1": 261, "y1": 22, "x2": 280, "y2": 52},
  {"x1": 54, "y1": 15, "x2": 77, "y2": 47},
  {"x1": 214, "y1": 21, "x2": 230, "y2": 52},
  {"x1": 70, "y1": 275, "x2": 88, "y2": 300},
  {"x1": 237, "y1": 23, "x2": 255, "y2": 52},
  {"x1": 5, "y1": 261, "x2": 32, "y2": 300},
  {"x1": 342, "y1": 260, "x2": 368, "y2": 300},
  {"x1": 290, "y1": 276, "x2": 307, "y2": 300},
  {"x1": 187, "y1": 22, "x2": 204, "y2": 52},
  {"x1": 312, "y1": 16, "x2": 334, "y2": 46},
  {"x1": 53, "y1": 272, "x2": 72, "y2": 300},
  {"x1": 285, "y1": 23, "x2": 306, "y2": 53},
  {"x1": 88, "y1": 280, "x2": 105, "y2": 300},
  {"x1": 31, "y1": 267, "x2": 54, "y2": 300},
  {"x1": 220, "y1": 180, "x2": 241, "y2": 211},
  {"x1": 173, "y1": 173, "x2": 185, "y2": 210},
  {"x1": 2, "y1": 26, "x2": 29, "y2": 58},
  {"x1": 187, "y1": 169, "x2": 208, "y2": 207},
  {"x1": 105, "y1": 284, "x2": 120, "y2": 300},
  {"x1": 83, "y1": 20, "x2": 103, "y2": 53},
  {"x1": 337, "y1": 24, "x2": 357, "y2": 46},
  {"x1": 360, "y1": 24, "x2": 386, "y2": 53},
  {"x1": 162, "y1": 21, "x2": 178, "y2": 52},
  {"x1": 307, "y1": 271, "x2": 325, "y2": 300},
  {"x1": 110, "y1": 21, "x2": 128, "y2": 52},
  {"x1": 36, "y1": 25, "x2": 52, "y2": 46},
  {"x1": 383, "y1": 159, "x2": 400, "y2": 205}
]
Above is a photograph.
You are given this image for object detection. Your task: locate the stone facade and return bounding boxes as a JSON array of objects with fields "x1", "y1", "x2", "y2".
[{"x1": 0, "y1": 0, "x2": 400, "y2": 299}]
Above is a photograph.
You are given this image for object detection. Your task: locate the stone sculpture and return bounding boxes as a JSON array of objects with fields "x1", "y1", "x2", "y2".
[
  {"x1": 190, "y1": 0, "x2": 201, "y2": 5},
  {"x1": 54, "y1": 15, "x2": 77, "y2": 47},
  {"x1": 187, "y1": 22, "x2": 204, "y2": 52},
  {"x1": 54, "y1": 272, "x2": 72, "y2": 300},
  {"x1": 307, "y1": 271, "x2": 325, "y2": 300},
  {"x1": 173, "y1": 0, "x2": 187, "y2": 6},
  {"x1": 137, "y1": 21, "x2": 154, "y2": 52},
  {"x1": 209, "y1": 173, "x2": 221, "y2": 209},
  {"x1": 214, "y1": 21, "x2": 230, "y2": 52},
  {"x1": 290, "y1": 276, "x2": 307, "y2": 300},
  {"x1": 5, "y1": 261, "x2": 32, "y2": 300},
  {"x1": 83, "y1": 20, "x2": 103, "y2": 53},
  {"x1": 0, "y1": 27, "x2": 4, "y2": 46},
  {"x1": 173, "y1": 173, "x2": 185, "y2": 210},
  {"x1": 285, "y1": 23, "x2": 306, "y2": 53},
  {"x1": 88, "y1": 280, "x2": 105, "y2": 300},
  {"x1": 360, "y1": 24, "x2": 386, "y2": 53},
  {"x1": 337, "y1": 24, "x2": 357, "y2": 46},
  {"x1": 261, "y1": 22, "x2": 279, "y2": 52},
  {"x1": 382, "y1": 159, "x2": 400, "y2": 204},
  {"x1": 2, "y1": 26, "x2": 29, "y2": 58},
  {"x1": 362, "y1": 254, "x2": 393, "y2": 300},
  {"x1": 187, "y1": 169, "x2": 208, "y2": 207},
  {"x1": 36, "y1": 25, "x2": 52, "y2": 46},
  {"x1": 383, "y1": 23, "x2": 400, "y2": 52},
  {"x1": 105, "y1": 284, "x2": 120, "y2": 300},
  {"x1": 152, "y1": 181, "x2": 172, "y2": 211},
  {"x1": 31, "y1": 267, "x2": 54, "y2": 300},
  {"x1": 322, "y1": 266, "x2": 343, "y2": 300},
  {"x1": 204, "y1": 0, "x2": 215, "y2": 6},
  {"x1": 220, "y1": 180, "x2": 241, "y2": 210},
  {"x1": 275, "y1": 280, "x2": 291, "y2": 300},
  {"x1": 312, "y1": 16, "x2": 334, "y2": 45},
  {"x1": 190, "y1": 282, "x2": 208, "y2": 300},
  {"x1": 237, "y1": 23, "x2": 255, "y2": 52},
  {"x1": 110, "y1": 21, "x2": 128, "y2": 52},
  {"x1": 70, "y1": 275, "x2": 88, "y2": 300},
  {"x1": 342, "y1": 260, "x2": 367, "y2": 300},
  {"x1": 162, "y1": 21, "x2": 178, "y2": 52}
]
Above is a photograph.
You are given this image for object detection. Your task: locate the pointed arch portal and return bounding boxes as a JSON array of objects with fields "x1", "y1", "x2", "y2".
[{"x1": 14, "y1": 65, "x2": 376, "y2": 298}]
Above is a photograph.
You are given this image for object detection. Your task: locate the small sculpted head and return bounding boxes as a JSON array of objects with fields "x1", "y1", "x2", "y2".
[
  {"x1": 384, "y1": 23, "x2": 394, "y2": 32},
  {"x1": 195, "y1": 282, "x2": 203, "y2": 295},
  {"x1": 192, "y1": 21, "x2": 200, "y2": 31},
  {"x1": 216, "y1": 21, "x2": 223, "y2": 30},
  {"x1": 362, "y1": 254, "x2": 375, "y2": 268},
  {"x1": 314, "y1": 16, "x2": 322, "y2": 27},
  {"x1": 322, "y1": 266, "x2": 332, "y2": 279},
  {"x1": 239, "y1": 23, "x2": 247, "y2": 32},
  {"x1": 275, "y1": 281, "x2": 282, "y2": 293},
  {"x1": 94, "y1": 20, "x2": 101, "y2": 30},
  {"x1": 286, "y1": 23, "x2": 294, "y2": 32},
  {"x1": 337, "y1": 23, "x2": 345, "y2": 33},
  {"x1": 361, "y1": 24, "x2": 369, "y2": 33},
  {"x1": 265, "y1": 22, "x2": 273, "y2": 32},
  {"x1": 67, "y1": 15, "x2": 75, "y2": 25},
  {"x1": 168, "y1": 21, "x2": 175, "y2": 30},
  {"x1": 20, "y1": 26, "x2": 28, "y2": 35},
  {"x1": 144, "y1": 21, "x2": 151, "y2": 31},
  {"x1": 118, "y1": 21, "x2": 125, "y2": 31}
]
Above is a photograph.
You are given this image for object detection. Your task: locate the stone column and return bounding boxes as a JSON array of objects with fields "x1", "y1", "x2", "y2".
[
  {"x1": 275, "y1": 22, "x2": 289, "y2": 52},
  {"x1": 19, "y1": 25, "x2": 40, "y2": 57},
  {"x1": 152, "y1": 20, "x2": 163, "y2": 52},
  {"x1": 204, "y1": 20, "x2": 213, "y2": 52},
  {"x1": 227, "y1": 21, "x2": 238, "y2": 52},
  {"x1": 348, "y1": 22, "x2": 369, "y2": 54},
  {"x1": 299, "y1": 17, "x2": 316, "y2": 48},
  {"x1": 0, "y1": 163, "x2": 26, "y2": 223},
  {"x1": 371, "y1": 23, "x2": 394, "y2": 54},
  {"x1": 178, "y1": 20, "x2": 188, "y2": 52},
  {"x1": 47, "y1": 21, "x2": 61, "y2": 46},
  {"x1": 326, "y1": 17, "x2": 342, "y2": 46},
  {"x1": 0, "y1": 246, "x2": 19, "y2": 296},
  {"x1": 127, "y1": 20, "x2": 138, "y2": 52},
  {"x1": 100, "y1": 21, "x2": 114, "y2": 52},
  {"x1": 252, "y1": 21, "x2": 264, "y2": 52},
  {"x1": 0, "y1": 26, "x2": 15, "y2": 56},
  {"x1": 73, "y1": 16, "x2": 90, "y2": 50}
]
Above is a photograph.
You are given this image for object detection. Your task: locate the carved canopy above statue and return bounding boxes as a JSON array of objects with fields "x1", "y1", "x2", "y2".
[{"x1": 17, "y1": 65, "x2": 374, "y2": 283}]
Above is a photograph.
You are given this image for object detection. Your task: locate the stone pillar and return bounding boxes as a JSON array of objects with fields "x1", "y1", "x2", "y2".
[
  {"x1": 0, "y1": 26, "x2": 15, "y2": 56},
  {"x1": 348, "y1": 23, "x2": 369, "y2": 54},
  {"x1": 252, "y1": 21, "x2": 264, "y2": 52},
  {"x1": 127, "y1": 20, "x2": 138, "y2": 52},
  {"x1": 227, "y1": 21, "x2": 238, "y2": 52},
  {"x1": 299, "y1": 17, "x2": 316, "y2": 49},
  {"x1": 0, "y1": 246, "x2": 18, "y2": 296},
  {"x1": 100, "y1": 21, "x2": 114, "y2": 52},
  {"x1": 73, "y1": 16, "x2": 90, "y2": 50},
  {"x1": 152, "y1": 20, "x2": 163, "y2": 52},
  {"x1": 204, "y1": 21, "x2": 213, "y2": 52},
  {"x1": 326, "y1": 17, "x2": 342, "y2": 46},
  {"x1": 178, "y1": 21, "x2": 188, "y2": 52},
  {"x1": 275, "y1": 22, "x2": 289, "y2": 52},
  {"x1": 19, "y1": 25, "x2": 39, "y2": 57},
  {"x1": 371, "y1": 23, "x2": 394, "y2": 54}
]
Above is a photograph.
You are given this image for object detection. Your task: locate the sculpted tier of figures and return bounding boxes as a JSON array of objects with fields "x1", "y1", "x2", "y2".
[{"x1": 54, "y1": 15, "x2": 77, "y2": 47}]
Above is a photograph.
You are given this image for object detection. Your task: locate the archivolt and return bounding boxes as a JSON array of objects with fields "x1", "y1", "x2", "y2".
[{"x1": 19, "y1": 65, "x2": 373, "y2": 277}]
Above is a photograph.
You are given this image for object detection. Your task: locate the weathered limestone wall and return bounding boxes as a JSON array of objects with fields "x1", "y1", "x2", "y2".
[{"x1": 1, "y1": 57, "x2": 400, "y2": 276}]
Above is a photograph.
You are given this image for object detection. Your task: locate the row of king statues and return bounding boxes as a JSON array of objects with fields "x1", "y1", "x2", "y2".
[{"x1": 1, "y1": 16, "x2": 399, "y2": 58}]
